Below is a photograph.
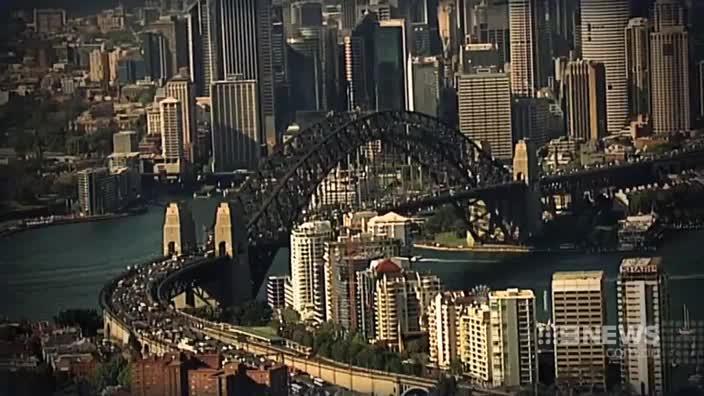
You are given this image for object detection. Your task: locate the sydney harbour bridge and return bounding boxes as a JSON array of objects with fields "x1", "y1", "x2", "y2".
[
  {"x1": 156, "y1": 110, "x2": 704, "y2": 302},
  {"x1": 101, "y1": 110, "x2": 704, "y2": 394}
]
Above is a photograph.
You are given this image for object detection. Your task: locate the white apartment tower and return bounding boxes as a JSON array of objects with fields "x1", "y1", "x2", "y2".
[
  {"x1": 617, "y1": 257, "x2": 670, "y2": 395},
  {"x1": 552, "y1": 271, "x2": 607, "y2": 391},
  {"x1": 159, "y1": 97, "x2": 184, "y2": 174},
  {"x1": 165, "y1": 76, "x2": 196, "y2": 162},
  {"x1": 290, "y1": 221, "x2": 332, "y2": 323},
  {"x1": 581, "y1": 0, "x2": 630, "y2": 134},
  {"x1": 489, "y1": 289, "x2": 538, "y2": 388}
]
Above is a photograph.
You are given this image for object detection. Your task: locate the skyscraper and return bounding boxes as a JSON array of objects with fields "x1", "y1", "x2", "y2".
[
  {"x1": 187, "y1": 0, "x2": 216, "y2": 97},
  {"x1": 290, "y1": 221, "x2": 332, "y2": 323},
  {"x1": 488, "y1": 289, "x2": 538, "y2": 388},
  {"x1": 564, "y1": 59, "x2": 607, "y2": 141},
  {"x1": 159, "y1": 97, "x2": 184, "y2": 175},
  {"x1": 375, "y1": 19, "x2": 412, "y2": 111},
  {"x1": 617, "y1": 257, "x2": 670, "y2": 395},
  {"x1": 77, "y1": 168, "x2": 116, "y2": 217},
  {"x1": 650, "y1": 0, "x2": 690, "y2": 134},
  {"x1": 466, "y1": 0, "x2": 510, "y2": 66},
  {"x1": 552, "y1": 271, "x2": 607, "y2": 392},
  {"x1": 141, "y1": 32, "x2": 170, "y2": 82},
  {"x1": 625, "y1": 18, "x2": 652, "y2": 117},
  {"x1": 457, "y1": 71, "x2": 513, "y2": 161},
  {"x1": 508, "y1": 0, "x2": 547, "y2": 97},
  {"x1": 151, "y1": 15, "x2": 189, "y2": 77},
  {"x1": 581, "y1": 0, "x2": 630, "y2": 134},
  {"x1": 210, "y1": 79, "x2": 260, "y2": 171},
  {"x1": 165, "y1": 77, "x2": 196, "y2": 163}
]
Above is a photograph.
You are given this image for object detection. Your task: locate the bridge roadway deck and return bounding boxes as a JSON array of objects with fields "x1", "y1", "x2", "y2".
[{"x1": 100, "y1": 255, "x2": 510, "y2": 396}]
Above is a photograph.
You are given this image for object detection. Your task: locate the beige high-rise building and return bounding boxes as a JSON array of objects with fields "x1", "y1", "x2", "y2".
[
  {"x1": 581, "y1": 0, "x2": 630, "y2": 134},
  {"x1": 324, "y1": 234, "x2": 401, "y2": 332},
  {"x1": 564, "y1": 59, "x2": 607, "y2": 141},
  {"x1": 617, "y1": 257, "x2": 670, "y2": 395},
  {"x1": 457, "y1": 71, "x2": 513, "y2": 161},
  {"x1": 650, "y1": 0, "x2": 690, "y2": 134},
  {"x1": 162, "y1": 202, "x2": 196, "y2": 256},
  {"x1": 625, "y1": 18, "x2": 652, "y2": 117},
  {"x1": 489, "y1": 289, "x2": 538, "y2": 388},
  {"x1": 508, "y1": 0, "x2": 546, "y2": 97},
  {"x1": 159, "y1": 97, "x2": 183, "y2": 175},
  {"x1": 147, "y1": 106, "x2": 162, "y2": 135},
  {"x1": 552, "y1": 271, "x2": 607, "y2": 391},
  {"x1": 428, "y1": 291, "x2": 473, "y2": 370},
  {"x1": 374, "y1": 262, "x2": 441, "y2": 347},
  {"x1": 89, "y1": 49, "x2": 110, "y2": 83},
  {"x1": 290, "y1": 221, "x2": 332, "y2": 323},
  {"x1": 165, "y1": 76, "x2": 196, "y2": 162},
  {"x1": 459, "y1": 303, "x2": 493, "y2": 384}
]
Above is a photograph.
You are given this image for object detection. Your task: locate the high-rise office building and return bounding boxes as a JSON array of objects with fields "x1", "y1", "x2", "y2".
[
  {"x1": 376, "y1": 19, "x2": 412, "y2": 111},
  {"x1": 412, "y1": 57, "x2": 441, "y2": 117},
  {"x1": 77, "y1": 168, "x2": 116, "y2": 217},
  {"x1": 650, "y1": 0, "x2": 690, "y2": 134},
  {"x1": 617, "y1": 257, "x2": 670, "y2": 395},
  {"x1": 159, "y1": 97, "x2": 184, "y2": 175},
  {"x1": 147, "y1": 106, "x2": 162, "y2": 136},
  {"x1": 552, "y1": 271, "x2": 607, "y2": 391},
  {"x1": 165, "y1": 77, "x2": 196, "y2": 163},
  {"x1": 150, "y1": 16, "x2": 189, "y2": 78},
  {"x1": 290, "y1": 221, "x2": 333, "y2": 323},
  {"x1": 488, "y1": 289, "x2": 538, "y2": 388},
  {"x1": 457, "y1": 71, "x2": 513, "y2": 161},
  {"x1": 34, "y1": 8, "x2": 66, "y2": 34},
  {"x1": 215, "y1": 0, "x2": 277, "y2": 150},
  {"x1": 288, "y1": 33, "x2": 325, "y2": 112},
  {"x1": 187, "y1": 0, "x2": 216, "y2": 97},
  {"x1": 465, "y1": 0, "x2": 510, "y2": 66},
  {"x1": 564, "y1": 59, "x2": 607, "y2": 141},
  {"x1": 508, "y1": 0, "x2": 547, "y2": 97},
  {"x1": 141, "y1": 32, "x2": 170, "y2": 82},
  {"x1": 324, "y1": 235, "x2": 401, "y2": 332},
  {"x1": 581, "y1": 0, "x2": 630, "y2": 134},
  {"x1": 113, "y1": 131, "x2": 139, "y2": 154},
  {"x1": 625, "y1": 18, "x2": 652, "y2": 117},
  {"x1": 342, "y1": 34, "x2": 370, "y2": 111},
  {"x1": 210, "y1": 79, "x2": 260, "y2": 171}
]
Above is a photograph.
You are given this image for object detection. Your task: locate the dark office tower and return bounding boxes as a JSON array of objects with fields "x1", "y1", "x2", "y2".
[
  {"x1": 342, "y1": 0, "x2": 357, "y2": 30},
  {"x1": 352, "y1": 13, "x2": 379, "y2": 110},
  {"x1": 625, "y1": 18, "x2": 651, "y2": 117},
  {"x1": 141, "y1": 32, "x2": 170, "y2": 82},
  {"x1": 211, "y1": 80, "x2": 260, "y2": 171},
  {"x1": 291, "y1": 1, "x2": 323, "y2": 27},
  {"x1": 216, "y1": 0, "x2": 277, "y2": 150},
  {"x1": 375, "y1": 19, "x2": 411, "y2": 111},
  {"x1": 288, "y1": 35, "x2": 324, "y2": 111},
  {"x1": 187, "y1": 0, "x2": 216, "y2": 97},
  {"x1": 151, "y1": 16, "x2": 189, "y2": 77},
  {"x1": 509, "y1": 0, "x2": 549, "y2": 97},
  {"x1": 342, "y1": 34, "x2": 371, "y2": 111},
  {"x1": 553, "y1": 0, "x2": 577, "y2": 56},
  {"x1": 271, "y1": 2, "x2": 289, "y2": 129}
]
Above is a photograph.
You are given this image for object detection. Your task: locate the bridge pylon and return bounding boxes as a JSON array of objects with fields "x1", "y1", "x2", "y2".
[
  {"x1": 214, "y1": 202, "x2": 252, "y2": 304},
  {"x1": 512, "y1": 140, "x2": 543, "y2": 239},
  {"x1": 163, "y1": 202, "x2": 197, "y2": 256}
]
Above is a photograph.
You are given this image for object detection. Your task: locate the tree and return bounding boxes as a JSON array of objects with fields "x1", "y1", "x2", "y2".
[
  {"x1": 448, "y1": 358, "x2": 463, "y2": 376},
  {"x1": 53, "y1": 309, "x2": 102, "y2": 337},
  {"x1": 92, "y1": 355, "x2": 127, "y2": 391},
  {"x1": 433, "y1": 374, "x2": 458, "y2": 396},
  {"x1": 331, "y1": 340, "x2": 349, "y2": 363}
]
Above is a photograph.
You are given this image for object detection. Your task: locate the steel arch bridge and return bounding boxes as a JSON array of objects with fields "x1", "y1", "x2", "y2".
[{"x1": 229, "y1": 111, "x2": 529, "y2": 292}]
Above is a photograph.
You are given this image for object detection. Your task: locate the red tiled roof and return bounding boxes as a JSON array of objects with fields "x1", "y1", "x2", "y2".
[{"x1": 375, "y1": 259, "x2": 401, "y2": 274}]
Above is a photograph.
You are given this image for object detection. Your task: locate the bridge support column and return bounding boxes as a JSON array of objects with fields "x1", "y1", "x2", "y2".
[{"x1": 214, "y1": 202, "x2": 252, "y2": 305}]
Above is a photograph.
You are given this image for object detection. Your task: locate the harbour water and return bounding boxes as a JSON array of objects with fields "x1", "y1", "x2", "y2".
[{"x1": 2, "y1": 196, "x2": 703, "y2": 329}]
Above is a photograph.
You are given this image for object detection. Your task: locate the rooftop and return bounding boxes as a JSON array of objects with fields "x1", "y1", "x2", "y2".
[{"x1": 552, "y1": 271, "x2": 604, "y2": 281}]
